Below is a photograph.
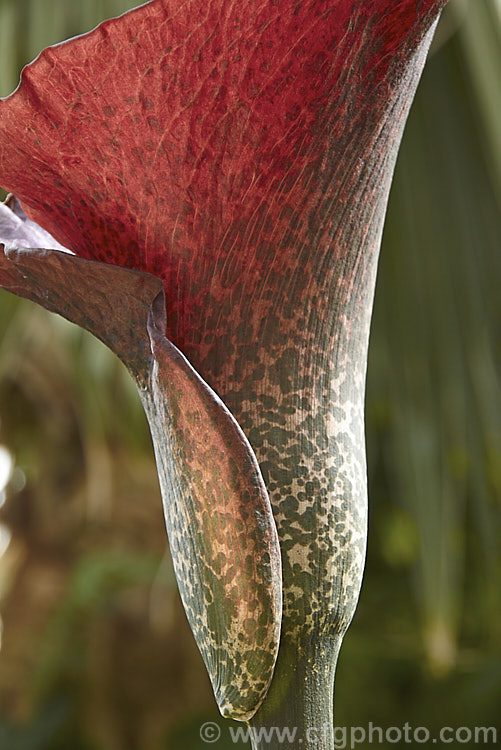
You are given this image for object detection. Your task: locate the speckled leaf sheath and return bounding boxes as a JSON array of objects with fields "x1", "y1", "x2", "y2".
[
  {"x1": 143, "y1": 302, "x2": 282, "y2": 719},
  {"x1": 0, "y1": 223, "x2": 282, "y2": 721},
  {"x1": 0, "y1": 0, "x2": 448, "y2": 743}
]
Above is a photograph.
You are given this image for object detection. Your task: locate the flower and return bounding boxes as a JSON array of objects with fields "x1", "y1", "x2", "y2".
[{"x1": 0, "y1": 0, "x2": 447, "y2": 727}]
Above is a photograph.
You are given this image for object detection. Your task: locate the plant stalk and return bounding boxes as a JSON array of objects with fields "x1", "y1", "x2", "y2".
[{"x1": 247, "y1": 635, "x2": 342, "y2": 750}]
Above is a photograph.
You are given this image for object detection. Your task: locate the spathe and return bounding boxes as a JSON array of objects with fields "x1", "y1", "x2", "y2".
[{"x1": 0, "y1": 0, "x2": 448, "y2": 733}]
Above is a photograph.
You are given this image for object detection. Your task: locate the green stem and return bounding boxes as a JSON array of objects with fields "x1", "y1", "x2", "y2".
[{"x1": 247, "y1": 634, "x2": 342, "y2": 750}]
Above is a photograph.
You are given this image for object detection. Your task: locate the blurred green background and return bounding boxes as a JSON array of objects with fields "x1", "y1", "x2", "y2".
[{"x1": 0, "y1": 1, "x2": 500, "y2": 748}]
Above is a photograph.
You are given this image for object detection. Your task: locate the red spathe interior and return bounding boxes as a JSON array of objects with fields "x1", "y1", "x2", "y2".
[{"x1": 0, "y1": 0, "x2": 443, "y2": 348}]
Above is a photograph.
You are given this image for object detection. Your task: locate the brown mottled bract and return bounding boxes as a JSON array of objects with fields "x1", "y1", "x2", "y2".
[
  {"x1": 0, "y1": 245, "x2": 158, "y2": 379},
  {"x1": 144, "y1": 304, "x2": 282, "y2": 718},
  {"x1": 0, "y1": 242, "x2": 282, "y2": 721}
]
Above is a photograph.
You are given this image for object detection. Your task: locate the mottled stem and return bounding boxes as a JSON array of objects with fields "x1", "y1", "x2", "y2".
[{"x1": 247, "y1": 636, "x2": 341, "y2": 750}]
